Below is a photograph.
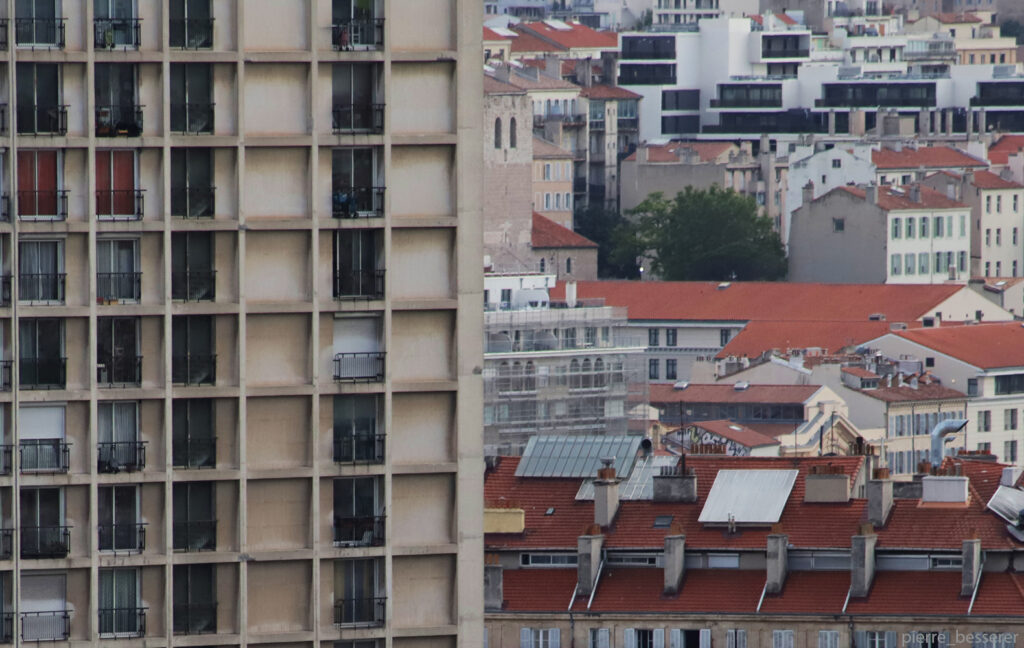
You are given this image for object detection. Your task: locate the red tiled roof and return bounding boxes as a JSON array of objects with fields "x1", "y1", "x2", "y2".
[
  {"x1": 533, "y1": 137, "x2": 573, "y2": 159},
  {"x1": 484, "y1": 74, "x2": 526, "y2": 95},
  {"x1": 988, "y1": 135, "x2": 1024, "y2": 166},
  {"x1": 874, "y1": 496, "x2": 1012, "y2": 551},
  {"x1": 942, "y1": 456, "x2": 1008, "y2": 503},
  {"x1": 650, "y1": 383, "x2": 821, "y2": 406},
  {"x1": 982, "y1": 277, "x2": 1024, "y2": 291},
  {"x1": 688, "y1": 420, "x2": 780, "y2": 448},
  {"x1": 532, "y1": 213, "x2": 598, "y2": 249},
  {"x1": 969, "y1": 572, "x2": 1024, "y2": 615},
  {"x1": 579, "y1": 84, "x2": 642, "y2": 100},
  {"x1": 842, "y1": 366, "x2": 879, "y2": 379},
  {"x1": 858, "y1": 379, "x2": 967, "y2": 403},
  {"x1": 624, "y1": 141, "x2": 734, "y2": 163},
  {"x1": 483, "y1": 26, "x2": 511, "y2": 41},
  {"x1": 835, "y1": 185, "x2": 967, "y2": 211},
  {"x1": 845, "y1": 571, "x2": 970, "y2": 615},
  {"x1": 516, "y1": 21, "x2": 619, "y2": 50},
  {"x1": 970, "y1": 170, "x2": 1024, "y2": 190},
  {"x1": 509, "y1": 31, "x2": 564, "y2": 53},
  {"x1": 776, "y1": 12, "x2": 798, "y2": 25},
  {"x1": 547, "y1": 281, "x2": 964, "y2": 323},
  {"x1": 932, "y1": 12, "x2": 983, "y2": 23},
  {"x1": 871, "y1": 146, "x2": 988, "y2": 170},
  {"x1": 584, "y1": 568, "x2": 765, "y2": 613},
  {"x1": 502, "y1": 568, "x2": 578, "y2": 611},
  {"x1": 716, "y1": 320, "x2": 895, "y2": 360},
  {"x1": 745, "y1": 422, "x2": 802, "y2": 438},
  {"x1": 759, "y1": 570, "x2": 851, "y2": 614},
  {"x1": 890, "y1": 322, "x2": 1024, "y2": 370}
]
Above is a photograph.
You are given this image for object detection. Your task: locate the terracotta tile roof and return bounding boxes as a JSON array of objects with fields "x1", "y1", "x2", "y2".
[
  {"x1": 509, "y1": 31, "x2": 565, "y2": 53},
  {"x1": 988, "y1": 134, "x2": 1024, "y2": 166},
  {"x1": 970, "y1": 170, "x2": 1024, "y2": 190},
  {"x1": 969, "y1": 572, "x2": 1024, "y2": 615},
  {"x1": 623, "y1": 141, "x2": 734, "y2": 163},
  {"x1": 941, "y1": 456, "x2": 1007, "y2": 503},
  {"x1": 517, "y1": 21, "x2": 619, "y2": 50},
  {"x1": 502, "y1": 568, "x2": 578, "y2": 611},
  {"x1": 483, "y1": 26, "x2": 512, "y2": 41},
  {"x1": 650, "y1": 383, "x2": 821, "y2": 406},
  {"x1": 776, "y1": 12, "x2": 798, "y2": 25},
  {"x1": 484, "y1": 74, "x2": 526, "y2": 95},
  {"x1": 932, "y1": 12, "x2": 983, "y2": 23},
  {"x1": 874, "y1": 496, "x2": 1012, "y2": 551},
  {"x1": 857, "y1": 379, "x2": 967, "y2": 403},
  {"x1": 687, "y1": 419, "x2": 780, "y2": 448},
  {"x1": 532, "y1": 137, "x2": 573, "y2": 159},
  {"x1": 547, "y1": 281, "x2": 964, "y2": 323},
  {"x1": 503, "y1": 68, "x2": 580, "y2": 91},
  {"x1": 981, "y1": 277, "x2": 1024, "y2": 292},
  {"x1": 845, "y1": 571, "x2": 970, "y2": 615},
  {"x1": 716, "y1": 320, "x2": 894, "y2": 360},
  {"x1": 579, "y1": 84, "x2": 642, "y2": 100},
  {"x1": 871, "y1": 146, "x2": 988, "y2": 170},
  {"x1": 835, "y1": 185, "x2": 967, "y2": 211},
  {"x1": 890, "y1": 322, "x2": 1024, "y2": 370},
  {"x1": 562, "y1": 59, "x2": 603, "y2": 77},
  {"x1": 759, "y1": 570, "x2": 851, "y2": 614},
  {"x1": 584, "y1": 568, "x2": 766, "y2": 613},
  {"x1": 842, "y1": 366, "x2": 879, "y2": 379},
  {"x1": 532, "y1": 213, "x2": 598, "y2": 249}
]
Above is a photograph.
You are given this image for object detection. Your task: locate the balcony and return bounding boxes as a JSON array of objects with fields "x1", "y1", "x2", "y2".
[
  {"x1": 97, "y1": 355, "x2": 142, "y2": 386},
  {"x1": 0, "y1": 105, "x2": 7, "y2": 134},
  {"x1": 0, "y1": 19, "x2": 7, "y2": 50},
  {"x1": 334, "y1": 432, "x2": 385, "y2": 464},
  {"x1": 573, "y1": 177, "x2": 587, "y2": 193},
  {"x1": 334, "y1": 597, "x2": 386, "y2": 626},
  {"x1": 172, "y1": 270, "x2": 216, "y2": 301},
  {"x1": 332, "y1": 18, "x2": 385, "y2": 50},
  {"x1": 333, "y1": 269, "x2": 384, "y2": 300},
  {"x1": 0, "y1": 362, "x2": 10, "y2": 392},
  {"x1": 333, "y1": 515, "x2": 385, "y2": 547},
  {"x1": 333, "y1": 352, "x2": 385, "y2": 382},
  {"x1": 589, "y1": 118, "x2": 605, "y2": 131},
  {"x1": 20, "y1": 526, "x2": 71, "y2": 558},
  {"x1": 0, "y1": 445, "x2": 10, "y2": 474},
  {"x1": 171, "y1": 354, "x2": 216, "y2": 385},
  {"x1": 20, "y1": 358, "x2": 67, "y2": 390},
  {"x1": 333, "y1": 186, "x2": 385, "y2": 218},
  {"x1": 0, "y1": 195, "x2": 8, "y2": 222},
  {"x1": 16, "y1": 105, "x2": 68, "y2": 135},
  {"x1": 170, "y1": 103, "x2": 214, "y2": 134},
  {"x1": 14, "y1": 18, "x2": 66, "y2": 47},
  {"x1": 173, "y1": 603, "x2": 216, "y2": 635},
  {"x1": 98, "y1": 522, "x2": 146, "y2": 553},
  {"x1": 95, "y1": 105, "x2": 144, "y2": 137},
  {"x1": 98, "y1": 441, "x2": 146, "y2": 473},
  {"x1": 173, "y1": 520, "x2": 216, "y2": 552},
  {"x1": 170, "y1": 18, "x2": 214, "y2": 49},
  {"x1": 97, "y1": 272, "x2": 142, "y2": 302},
  {"x1": 0, "y1": 528, "x2": 11, "y2": 558},
  {"x1": 762, "y1": 48, "x2": 809, "y2": 58},
  {"x1": 19, "y1": 439, "x2": 70, "y2": 473},
  {"x1": 99, "y1": 607, "x2": 146, "y2": 638},
  {"x1": 20, "y1": 611, "x2": 69, "y2": 642},
  {"x1": 17, "y1": 190, "x2": 69, "y2": 220},
  {"x1": 171, "y1": 186, "x2": 215, "y2": 219},
  {"x1": 618, "y1": 117, "x2": 639, "y2": 131},
  {"x1": 172, "y1": 437, "x2": 216, "y2": 469},
  {"x1": 332, "y1": 104, "x2": 385, "y2": 134},
  {"x1": 94, "y1": 18, "x2": 142, "y2": 49},
  {"x1": 18, "y1": 273, "x2": 65, "y2": 303}
]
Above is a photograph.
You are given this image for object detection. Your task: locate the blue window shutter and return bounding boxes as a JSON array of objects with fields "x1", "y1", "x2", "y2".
[
  {"x1": 885, "y1": 632, "x2": 898, "y2": 648},
  {"x1": 598, "y1": 629, "x2": 611, "y2": 648},
  {"x1": 550, "y1": 628, "x2": 561, "y2": 648},
  {"x1": 654, "y1": 629, "x2": 665, "y2": 648},
  {"x1": 521, "y1": 627, "x2": 533, "y2": 648},
  {"x1": 855, "y1": 631, "x2": 867, "y2": 648},
  {"x1": 701, "y1": 629, "x2": 712, "y2": 648},
  {"x1": 672, "y1": 629, "x2": 684, "y2": 648},
  {"x1": 625, "y1": 629, "x2": 637, "y2": 648}
]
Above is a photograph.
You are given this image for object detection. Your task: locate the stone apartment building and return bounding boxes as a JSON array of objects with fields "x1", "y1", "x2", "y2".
[{"x1": 0, "y1": 0, "x2": 485, "y2": 646}]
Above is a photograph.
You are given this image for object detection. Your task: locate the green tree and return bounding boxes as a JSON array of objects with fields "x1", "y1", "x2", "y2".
[
  {"x1": 1001, "y1": 19, "x2": 1024, "y2": 44},
  {"x1": 626, "y1": 185, "x2": 787, "y2": 281},
  {"x1": 574, "y1": 203, "x2": 643, "y2": 278}
]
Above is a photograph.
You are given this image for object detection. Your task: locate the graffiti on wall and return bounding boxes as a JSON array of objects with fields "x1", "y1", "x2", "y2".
[{"x1": 683, "y1": 425, "x2": 751, "y2": 457}]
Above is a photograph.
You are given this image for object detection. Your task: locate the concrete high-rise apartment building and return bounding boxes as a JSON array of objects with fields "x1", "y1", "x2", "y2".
[{"x1": 0, "y1": 0, "x2": 483, "y2": 647}]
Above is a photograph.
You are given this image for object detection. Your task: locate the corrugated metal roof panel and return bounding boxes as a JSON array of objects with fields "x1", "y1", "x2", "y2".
[
  {"x1": 698, "y1": 469, "x2": 798, "y2": 524},
  {"x1": 515, "y1": 435, "x2": 642, "y2": 478}
]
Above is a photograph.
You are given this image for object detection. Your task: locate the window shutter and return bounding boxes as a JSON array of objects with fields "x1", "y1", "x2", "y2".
[
  {"x1": 774, "y1": 631, "x2": 784, "y2": 648},
  {"x1": 701, "y1": 629, "x2": 712, "y2": 648},
  {"x1": 598, "y1": 629, "x2": 611, "y2": 648},
  {"x1": 521, "y1": 627, "x2": 534, "y2": 648},
  {"x1": 484, "y1": 628, "x2": 489, "y2": 648},
  {"x1": 550, "y1": 628, "x2": 561, "y2": 648},
  {"x1": 672, "y1": 629, "x2": 683, "y2": 648},
  {"x1": 737, "y1": 630, "x2": 747, "y2": 648},
  {"x1": 941, "y1": 633, "x2": 951, "y2": 648},
  {"x1": 885, "y1": 632, "x2": 898, "y2": 648},
  {"x1": 728, "y1": 630, "x2": 737, "y2": 648},
  {"x1": 654, "y1": 629, "x2": 665, "y2": 648},
  {"x1": 855, "y1": 631, "x2": 868, "y2": 648},
  {"x1": 625, "y1": 629, "x2": 637, "y2": 648},
  {"x1": 786, "y1": 631, "x2": 795, "y2": 648}
]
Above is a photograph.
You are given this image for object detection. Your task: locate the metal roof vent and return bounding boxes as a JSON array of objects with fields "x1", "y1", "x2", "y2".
[
  {"x1": 673, "y1": 381, "x2": 690, "y2": 390},
  {"x1": 717, "y1": 282, "x2": 731, "y2": 290},
  {"x1": 733, "y1": 381, "x2": 750, "y2": 391}
]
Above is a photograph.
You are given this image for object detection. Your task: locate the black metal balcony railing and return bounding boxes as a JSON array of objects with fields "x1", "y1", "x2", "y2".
[
  {"x1": 0, "y1": 194, "x2": 8, "y2": 222},
  {"x1": 172, "y1": 270, "x2": 216, "y2": 301},
  {"x1": 0, "y1": 275, "x2": 11, "y2": 305},
  {"x1": 20, "y1": 611, "x2": 69, "y2": 642},
  {"x1": 0, "y1": 528, "x2": 11, "y2": 559},
  {"x1": 98, "y1": 522, "x2": 146, "y2": 553},
  {"x1": 170, "y1": 103, "x2": 214, "y2": 134},
  {"x1": 170, "y1": 18, "x2": 214, "y2": 48},
  {"x1": 762, "y1": 48, "x2": 809, "y2": 58},
  {"x1": 334, "y1": 597, "x2": 386, "y2": 626},
  {"x1": 617, "y1": 117, "x2": 639, "y2": 130},
  {"x1": 95, "y1": 104, "x2": 144, "y2": 137},
  {"x1": 332, "y1": 18, "x2": 385, "y2": 50},
  {"x1": 15, "y1": 18, "x2": 66, "y2": 47},
  {"x1": 97, "y1": 272, "x2": 142, "y2": 301},
  {"x1": 172, "y1": 436, "x2": 216, "y2": 469},
  {"x1": 333, "y1": 269, "x2": 384, "y2": 300},
  {"x1": 589, "y1": 119, "x2": 605, "y2": 131},
  {"x1": 0, "y1": 445, "x2": 10, "y2": 475},
  {"x1": 172, "y1": 602, "x2": 216, "y2": 635},
  {"x1": 19, "y1": 439, "x2": 70, "y2": 473},
  {"x1": 98, "y1": 441, "x2": 146, "y2": 473},
  {"x1": 171, "y1": 186, "x2": 215, "y2": 218},
  {"x1": 20, "y1": 526, "x2": 71, "y2": 558},
  {"x1": 16, "y1": 104, "x2": 68, "y2": 135},
  {"x1": 333, "y1": 515, "x2": 385, "y2": 547},
  {"x1": 334, "y1": 432, "x2": 385, "y2": 464},
  {"x1": 17, "y1": 189, "x2": 69, "y2": 220},
  {"x1": 97, "y1": 354, "x2": 142, "y2": 386},
  {"x1": 333, "y1": 352, "x2": 385, "y2": 382},
  {"x1": 332, "y1": 186, "x2": 385, "y2": 218},
  {"x1": 171, "y1": 354, "x2": 216, "y2": 385},
  {"x1": 18, "y1": 273, "x2": 66, "y2": 302},
  {"x1": 172, "y1": 520, "x2": 216, "y2": 552},
  {"x1": 332, "y1": 104, "x2": 385, "y2": 134},
  {"x1": 0, "y1": 362, "x2": 11, "y2": 392},
  {"x1": 94, "y1": 18, "x2": 142, "y2": 48},
  {"x1": 98, "y1": 607, "x2": 146, "y2": 637},
  {"x1": 19, "y1": 357, "x2": 67, "y2": 390}
]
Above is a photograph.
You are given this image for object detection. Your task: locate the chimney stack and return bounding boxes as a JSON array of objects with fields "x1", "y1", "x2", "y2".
[
  {"x1": 865, "y1": 184, "x2": 878, "y2": 204},
  {"x1": 484, "y1": 564, "x2": 504, "y2": 611},
  {"x1": 766, "y1": 533, "x2": 789, "y2": 594},
  {"x1": 909, "y1": 184, "x2": 921, "y2": 203},
  {"x1": 577, "y1": 531, "x2": 604, "y2": 597},
  {"x1": 594, "y1": 459, "x2": 620, "y2": 528},
  {"x1": 867, "y1": 478, "x2": 893, "y2": 527},
  {"x1": 961, "y1": 538, "x2": 982, "y2": 597},
  {"x1": 663, "y1": 533, "x2": 686, "y2": 595},
  {"x1": 850, "y1": 530, "x2": 878, "y2": 598},
  {"x1": 652, "y1": 458, "x2": 698, "y2": 503}
]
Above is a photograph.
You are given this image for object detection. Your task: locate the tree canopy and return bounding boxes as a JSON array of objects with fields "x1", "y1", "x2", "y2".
[
  {"x1": 574, "y1": 202, "x2": 642, "y2": 279},
  {"x1": 624, "y1": 185, "x2": 787, "y2": 281}
]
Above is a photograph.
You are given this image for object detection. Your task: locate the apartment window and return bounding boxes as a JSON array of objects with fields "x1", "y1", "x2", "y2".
[
  {"x1": 891, "y1": 254, "x2": 901, "y2": 276},
  {"x1": 666, "y1": 359, "x2": 678, "y2": 381},
  {"x1": 832, "y1": 159, "x2": 842, "y2": 168},
  {"x1": 493, "y1": 118, "x2": 501, "y2": 149},
  {"x1": 172, "y1": 399, "x2": 215, "y2": 468},
  {"x1": 934, "y1": 216, "x2": 943, "y2": 237},
  {"x1": 19, "y1": 239, "x2": 64, "y2": 302},
  {"x1": 333, "y1": 315, "x2": 385, "y2": 381},
  {"x1": 1006, "y1": 441, "x2": 1018, "y2": 463},
  {"x1": 623, "y1": 629, "x2": 660, "y2": 648},
  {"x1": 978, "y1": 410, "x2": 991, "y2": 432},
  {"x1": 173, "y1": 564, "x2": 216, "y2": 634},
  {"x1": 891, "y1": 217, "x2": 901, "y2": 239},
  {"x1": 906, "y1": 217, "x2": 915, "y2": 238},
  {"x1": 172, "y1": 315, "x2": 216, "y2": 385},
  {"x1": 1015, "y1": 228, "x2": 1020, "y2": 245},
  {"x1": 649, "y1": 328, "x2": 660, "y2": 346},
  {"x1": 934, "y1": 252, "x2": 943, "y2": 274},
  {"x1": 905, "y1": 254, "x2": 914, "y2": 275},
  {"x1": 99, "y1": 568, "x2": 143, "y2": 637},
  {"x1": 997, "y1": 261, "x2": 1002, "y2": 276},
  {"x1": 97, "y1": 317, "x2": 141, "y2": 386},
  {"x1": 98, "y1": 401, "x2": 142, "y2": 472},
  {"x1": 334, "y1": 395, "x2": 383, "y2": 463},
  {"x1": 590, "y1": 628, "x2": 611, "y2": 648},
  {"x1": 986, "y1": 195, "x2": 992, "y2": 213},
  {"x1": 727, "y1": 630, "x2": 748, "y2": 648},
  {"x1": 333, "y1": 229, "x2": 383, "y2": 299},
  {"x1": 720, "y1": 329, "x2": 732, "y2": 346},
  {"x1": 332, "y1": 63, "x2": 381, "y2": 133},
  {"x1": 973, "y1": 633, "x2": 1015, "y2": 648},
  {"x1": 959, "y1": 251, "x2": 967, "y2": 272},
  {"x1": 960, "y1": 214, "x2": 966, "y2": 236},
  {"x1": 21, "y1": 573, "x2": 69, "y2": 641},
  {"x1": 16, "y1": 63, "x2": 64, "y2": 134},
  {"x1": 334, "y1": 477, "x2": 384, "y2": 547},
  {"x1": 333, "y1": 147, "x2": 383, "y2": 217},
  {"x1": 666, "y1": 329, "x2": 677, "y2": 346},
  {"x1": 986, "y1": 229, "x2": 992, "y2": 246},
  {"x1": 986, "y1": 262, "x2": 991, "y2": 277},
  {"x1": 919, "y1": 253, "x2": 928, "y2": 275},
  {"x1": 97, "y1": 238, "x2": 141, "y2": 302},
  {"x1": 832, "y1": 218, "x2": 845, "y2": 232},
  {"x1": 920, "y1": 217, "x2": 928, "y2": 238},
  {"x1": 1006, "y1": 409, "x2": 1018, "y2": 430},
  {"x1": 17, "y1": 150, "x2": 65, "y2": 219},
  {"x1": 170, "y1": 0, "x2": 214, "y2": 49},
  {"x1": 566, "y1": 258, "x2": 572, "y2": 274},
  {"x1": 173, "y1": 481, "x2": 215, "y2": 551},
  {"x1": 510, "y1": 118, "x2": 517, "y2": 148},
  {"x1": 95, "y1": 0, "x2": 140, "y2": 48},
  {"x1": 96, "y1": 150, "x2": 141, "y2": 219},
  {"x1": 978, "y1": 442, "x2": 991, "y2": 453},
  {"x1": 968, "y1": 378, "x2": 979, "y2": 397},
  {"x1": 172, "y1": 232, "x2": 215, "y2": 301},
  {"x1": 19, "y1": 404, "x2": 66, "y2": 474},
  {"x1": 649, "y1": 358, "x2": 659, "y2": 380},
  {"x1": 98, "y1": 486, "x2": 142, "y2": 553},
  {"x1": 95, "y1": 64, "x2": 141, "y2": 136},
  {"x1": 998, "y1": 195, "x2": 1003, "y2": 212},
  {"x1": 774, "y1": 630, "x2": 795, "y2": 648},
  {"x1": 543, "y1": 163, "x2": 551, "y2": 180},
  {"x1": 997, "y1": 228, "x2": 1003, "y2": 246},
  {"x1": 544, "y1": 193, "x2": 551, "y2": 210},
  {"x1": 20, "y1": 487, "x2": 67, "y2": 558},
  {"x1": 19, "y1": 318, "x2": 65, "y2": 389},
  {"x1": 819, "y1": 631, "x2": 840, "y2": 648},
  {"x1": 171, "y1": 148, "x2": 214, "y2": 218},
  {"x1": 334, "y1": 558, "x2": 385, "y2": 626},
  {"x1": 331, "y1": 0, "x2": 383, "y2": 49},
  {"x1": 170, "y1": 63, "x2": 213, "y2": 133}
]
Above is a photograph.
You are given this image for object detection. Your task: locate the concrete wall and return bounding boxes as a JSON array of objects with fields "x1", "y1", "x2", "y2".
[{"x1": 788, "y1": 191, "x2": 888, "y2": 283}]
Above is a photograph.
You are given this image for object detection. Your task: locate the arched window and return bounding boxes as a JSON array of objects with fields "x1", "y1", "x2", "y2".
[
  {"x1": 509, "y1": 117, "x2": 517, "y2": 148},
  {"x1": 524, "y1": 361, "x2": 536, "y2": 392},
  {"x1": 498, "y1": 361, "x2": 511, "y2": 392},
  {"x1": 581, "y1": 359, "x2": 593, "y2": 389},
  {"x1": 494, "y1": 117, "x2": 502, "y2": 149},
  {"x1": 569, "y1": 359, "x2": 581, "y2": 389},
  {"x1": 539, "y1": 257, "x2": 546, "y2": 272},
  {"x1": 512, "y1": 361, "x2": 523, "y2": 391}
]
